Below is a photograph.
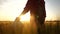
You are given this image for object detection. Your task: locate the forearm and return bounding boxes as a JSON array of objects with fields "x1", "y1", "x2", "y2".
[{"x1": 21, "y1": 8, "x2": 29, "y2": 15}]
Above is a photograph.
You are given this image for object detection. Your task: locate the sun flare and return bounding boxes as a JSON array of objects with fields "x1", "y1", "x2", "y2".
[{"x1": 20, "y1": 12, "x2": 30, "y2": 22}]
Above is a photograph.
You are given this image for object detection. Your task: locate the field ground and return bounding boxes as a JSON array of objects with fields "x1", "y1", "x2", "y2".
[{"x1": 0, "y1": 21, "x2": 60, "y2": 34}]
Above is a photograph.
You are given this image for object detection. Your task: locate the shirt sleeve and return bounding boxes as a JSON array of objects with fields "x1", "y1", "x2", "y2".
[{"x1": 21, "y1": 0, "x2": 31, "y2": 15}]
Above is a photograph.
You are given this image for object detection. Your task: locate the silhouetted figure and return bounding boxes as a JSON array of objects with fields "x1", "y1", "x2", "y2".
[{"x1": 20, "y1": 0, "x2": 46, "y2": 34}]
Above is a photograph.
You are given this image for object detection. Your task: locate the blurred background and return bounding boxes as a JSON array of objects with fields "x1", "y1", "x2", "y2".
[{"x1": 0, "y1": 0, "x2": 60, "y2": 34}]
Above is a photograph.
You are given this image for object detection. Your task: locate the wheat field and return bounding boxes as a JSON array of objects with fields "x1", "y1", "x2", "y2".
[{"x1": 0, "y1": 21, "x2": 60, "y2": 34}]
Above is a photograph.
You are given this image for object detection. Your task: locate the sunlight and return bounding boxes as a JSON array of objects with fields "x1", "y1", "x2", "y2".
[
  {"x1": 0, "y1": 0, "x2": 59, "y2": 21},
  {"x1": 20, "y1": 12, "x2": 30, "y2": 22},
  {"x1": 0, "y1": 0, "x2": 27, "y2": 21}
]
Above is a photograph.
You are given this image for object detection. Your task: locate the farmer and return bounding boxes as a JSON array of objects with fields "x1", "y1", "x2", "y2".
[{"x1": 20, "y1": 0, "x2": 46, "y2": 34}]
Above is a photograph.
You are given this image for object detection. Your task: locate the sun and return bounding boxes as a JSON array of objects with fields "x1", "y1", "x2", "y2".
[{"x1": 20, "y1": 12, "x2": 30, "y2": 22}]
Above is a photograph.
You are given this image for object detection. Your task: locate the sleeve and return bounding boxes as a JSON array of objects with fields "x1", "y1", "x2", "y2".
[{"x1": 21, "y1": 0, "x2": 31, "y2": 15}]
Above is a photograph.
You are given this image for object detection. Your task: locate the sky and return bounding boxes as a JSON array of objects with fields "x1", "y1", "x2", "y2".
[{"x1": 0, "y1": 0, "x2": 60, "y2": 21}]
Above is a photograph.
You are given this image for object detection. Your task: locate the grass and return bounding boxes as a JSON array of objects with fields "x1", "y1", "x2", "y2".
[{"x1": 0, "y1": 21, "x2": 60, "y2": 34}]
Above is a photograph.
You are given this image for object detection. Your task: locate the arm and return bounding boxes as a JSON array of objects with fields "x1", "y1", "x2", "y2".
[{"x1": 20, "y1": 0, "x2": 31, "y2": 15}]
